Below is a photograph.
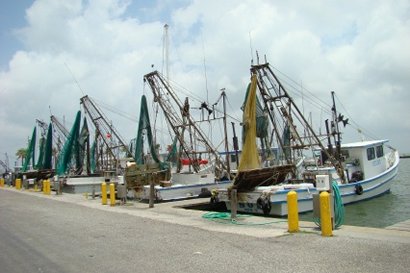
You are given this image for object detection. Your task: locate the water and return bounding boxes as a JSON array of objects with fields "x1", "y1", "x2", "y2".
[{"x1": 300, "y1": 158, "x2": 410, "y2": 228}]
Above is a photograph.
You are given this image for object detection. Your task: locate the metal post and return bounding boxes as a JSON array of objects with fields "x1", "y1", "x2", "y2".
[
  {"x1": 58, "y1": 179, "x2": 63, "y2": 195},
  {"x1": 91, "y1": 185, "x2": 95, "y2": 199},
  {"x1": 231, "y1": 122, "x2": 239, "y2": 167},
  {"x1": 230, "y1": 189, "x2": 237, "y2": 220},
  {"x1": 149, "y1": 177, "x2": 155, "y2": 208}
]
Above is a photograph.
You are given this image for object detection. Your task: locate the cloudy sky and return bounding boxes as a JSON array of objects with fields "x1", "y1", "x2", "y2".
[{"x1": 0, "y1": 0, "x2": 409, "y2": 168}]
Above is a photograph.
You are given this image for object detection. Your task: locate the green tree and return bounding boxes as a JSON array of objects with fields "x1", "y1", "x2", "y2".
[{"x1": 15, "y1": 148, "x2": 27, "y2": 166}]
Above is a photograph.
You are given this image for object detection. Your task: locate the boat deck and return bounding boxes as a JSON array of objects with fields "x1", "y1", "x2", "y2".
[{"x1": 385, "y1": 219, "x2": 410, "y2": 232}]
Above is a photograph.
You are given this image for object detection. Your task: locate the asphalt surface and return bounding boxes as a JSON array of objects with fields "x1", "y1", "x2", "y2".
[{"x1": 0, "y1": 187, "x2": 409, "y2": 273}]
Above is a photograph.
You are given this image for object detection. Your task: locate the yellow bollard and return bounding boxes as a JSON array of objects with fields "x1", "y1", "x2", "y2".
[
  {"x1": 47, "y1": 179, "x2": 51, "y2": 195},
  {"x1": 287, "y1": 190, "x2": 299, "y2": 233},
  {"x1": 43, "y1": 180, "x2": 47, "y2": 194},
  {"x1": 101, "y1": 182, "x2": 107, "y2": 205},
  {"x1": 0, "y1": 178, "x2": 4, "y2": 187},
  {"x1": 320, "y1": 191, "x2": 333, "y2": 237},
  {"x1": 109, "y1": 183, "x2": 115, "y2": 206},
  {"x1": 15, "y1": 178, "x2": 22, "y2": 190}
]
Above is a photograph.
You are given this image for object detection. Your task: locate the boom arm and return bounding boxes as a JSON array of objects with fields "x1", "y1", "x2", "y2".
[{"x1": 143, "y1": 71, "x2": 227, "y2": 174}]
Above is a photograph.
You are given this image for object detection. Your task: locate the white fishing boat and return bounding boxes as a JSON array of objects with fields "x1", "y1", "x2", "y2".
[
  {"x1": 58, "y1": 173, "x2": 125, "y2": 194},
  {"x1": 216, "y1": 60, "x2": 400, "y2": 216},
  {"x1": 126, "y1": 73, "x2": 233, "y2": 201},
  {"x1": 56, "y1": 95, "x2": 134, "y2": 194},
  {"x1": 218, "y1": 139, "x2": 399, "y2": 216}
]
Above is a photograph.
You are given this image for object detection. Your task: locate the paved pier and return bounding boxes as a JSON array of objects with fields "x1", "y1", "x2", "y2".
[
  {"x1": 386, "y1": 219, "x2": 410, "y2": 232},
  {"x1": 1, "y1": 186, "x2": 409, "y2": 273}
]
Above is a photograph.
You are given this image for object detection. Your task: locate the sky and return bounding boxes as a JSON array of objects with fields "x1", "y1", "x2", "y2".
[{"x1": 0, "y1": 0, "x2": 409, "y2": 168}]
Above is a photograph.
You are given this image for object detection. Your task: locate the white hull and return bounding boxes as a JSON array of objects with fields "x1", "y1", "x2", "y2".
[
  {"x1": 58, "y1": 175, "x2": 124, "y2": 194},
  {"x1": 135, "y1": 171, "x2": 230, "y2": 201},
  {"x1": 141, "y1": 179, "x2": 231, "y2": 201},
  {"x1": 221, "y1": 150, "x2": 400, "y2": 216}
]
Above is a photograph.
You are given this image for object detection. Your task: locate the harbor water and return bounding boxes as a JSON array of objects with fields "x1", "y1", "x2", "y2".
[{"x1": 300, "y1": 158, "x2": 410, "y2": 228}]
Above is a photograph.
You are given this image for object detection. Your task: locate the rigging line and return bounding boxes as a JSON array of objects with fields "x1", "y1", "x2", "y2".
[
  {"x1": 162, "y1": 72, "x2": 210, "y2": 105},
  {"x1": 91, "y1": 97, "x2": 138, "y2": 122},
  {"x1": 211, "y1": 105, "x2": 241, "y2": 123},
  {"x1": 272, "y1": 65, "x2": 331, "y2": 108},
  {"x1": 333, "y1": 94, "x2": 380, "y2": 140},
  {"x1": 276, "y1": 74, "x2": 333, "y2": 116},
  {"x1": 271, "y1": 65, "x2": 333, "y2": 110},
  {"x1": 64, "y1": 62, "x2": 85, "y2": 96},
  {"x1": 225, "y1": 96, "x2": 242, "y2": 123}
]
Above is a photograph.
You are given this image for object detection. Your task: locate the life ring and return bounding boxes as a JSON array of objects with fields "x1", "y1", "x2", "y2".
[{"x1": 355, "y1": 184, "x2": 363, "y2": 195}]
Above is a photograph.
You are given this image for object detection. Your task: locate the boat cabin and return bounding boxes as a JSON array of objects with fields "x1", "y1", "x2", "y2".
[{"x1": 341, "y1": 139, "x2": 388, "y2": 181}]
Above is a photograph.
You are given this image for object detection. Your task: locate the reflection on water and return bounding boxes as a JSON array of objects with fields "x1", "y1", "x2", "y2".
[{"x1": 300, "y1": 158, "x2": 410, "y2": 228}]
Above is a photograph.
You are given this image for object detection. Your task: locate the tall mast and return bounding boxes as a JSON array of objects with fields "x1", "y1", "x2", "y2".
[
  {"x1": 221, "y1": 88, "x2": 230, "y2": 175},
  {"x1": 162, "y1": 24, "x2": 170, "y2": 82},
  {"x1": 331, "y1": 91, "x2": 341, "y2": 160}
]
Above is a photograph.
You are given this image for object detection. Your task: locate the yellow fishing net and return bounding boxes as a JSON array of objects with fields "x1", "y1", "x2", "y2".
[{"x1": 237, "y1": 74, "x2": 260, "y2": 171}]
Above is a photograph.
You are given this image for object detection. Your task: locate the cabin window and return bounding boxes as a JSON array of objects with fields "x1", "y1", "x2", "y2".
[
  {"x1": 367, "y1": 147, "x2": 375, "y2": 161},
  {"x1": 376, "y1": 145, "x2": 384, "y2": 158}
]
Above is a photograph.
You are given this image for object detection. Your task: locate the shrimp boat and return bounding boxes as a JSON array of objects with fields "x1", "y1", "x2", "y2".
[
  {"x1": 56, "y1": 95, "x2": 131, "y2": 194},
  {"x1": 216, "y1": 60, "x2": 400, "y2": 216},
  {"x1": 124, "y1": 72, "x2": 232, "y2": 201}
]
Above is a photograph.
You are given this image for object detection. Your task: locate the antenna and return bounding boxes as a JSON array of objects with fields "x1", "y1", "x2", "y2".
[
  {"x1": 64, "y1": 62, "x2": 85, "y2": 96},
  {"x1": 162, "y1": 24, "x2": 170, "y2": 81},
  {"x1": 249, "y1": 31, "x2": 254, "y2": 65},
  {"x1": 201, "y1": 33, "x2": 209, "y2": 103},
  {"x1": 256, "y1": 51, "x2": 260, "y2": 64}
]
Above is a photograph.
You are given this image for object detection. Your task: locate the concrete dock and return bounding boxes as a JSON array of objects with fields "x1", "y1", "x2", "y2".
[
  {"x1": 386, "y1": 219, "x2": 410, "y2": 232},
  {"x1": 1, "y1": 186, "x2": 409, "y2": 273}
]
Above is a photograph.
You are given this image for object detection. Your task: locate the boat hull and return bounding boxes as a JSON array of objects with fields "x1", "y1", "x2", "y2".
[
  {"x1": 140, "y1": 178, "x2": 231, "y2": 201},
  {"x1": 58, "y1": 175, "x2": 124, "y2": 194},
  {"x1": 221, "y1": 151, "x2": 400, "y2": 216}
]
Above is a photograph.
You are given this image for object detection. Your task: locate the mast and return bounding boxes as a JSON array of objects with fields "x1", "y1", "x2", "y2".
[
  {"x1": 331, "y1": 91, "x2": 341, "y2": 160},
  {"x1": 162, "y1": 24, "x2": 170, "y2": 81},
  {"x1": 250, "y1": 62, "x2": 346, "y2": 182},
  {"x1": 80, "y1": 95, "x2": 132, "y2": 174},
  {"x1": 221, "y1": 88, "x2": 230, "y2": 175}
]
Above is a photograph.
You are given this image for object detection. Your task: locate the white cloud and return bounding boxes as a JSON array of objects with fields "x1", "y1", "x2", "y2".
[{"x1": 0, "y1": 0, "x2": 409, "y2": 167}]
